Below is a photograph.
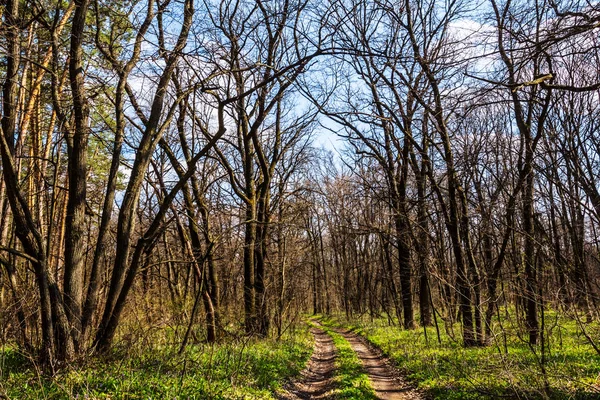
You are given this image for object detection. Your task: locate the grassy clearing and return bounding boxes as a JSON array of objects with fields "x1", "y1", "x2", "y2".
[
  {"x1": 325, "y1": 312, "x2": 600, "y2": 399},
  {"x1": 0, "y1": 326, "x2": 312, "y2": 399},
  {"x1": 310, "y1": 317, "x2": 377, "y2": 399}
]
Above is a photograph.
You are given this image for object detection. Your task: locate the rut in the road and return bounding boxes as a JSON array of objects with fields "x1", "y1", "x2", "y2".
[
  {"x1": 332, "y1": 327, "x2": 423, "y2": 400},
  {"x1": 278, "y1": 327, "x2": 337, "y2": 399}
]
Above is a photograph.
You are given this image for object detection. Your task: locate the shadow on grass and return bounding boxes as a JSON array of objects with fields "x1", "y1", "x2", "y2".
[{"x1": 0, "y1": 346, "x2": 35, "y2": 374}]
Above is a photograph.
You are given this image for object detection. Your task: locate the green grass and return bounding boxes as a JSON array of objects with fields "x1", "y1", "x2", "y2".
[
  {"x1": 310, "y1": 317, "x2": 377, "y2": 399},
  {"x1": 325, "y1": 311, "x2": 600, "y2": 399},
  {"x1": 0, "y1": 326, "x2": 312, "y2": 399}
]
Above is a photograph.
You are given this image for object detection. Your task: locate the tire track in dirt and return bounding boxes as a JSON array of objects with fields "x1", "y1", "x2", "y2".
[
  {"x1": 278, "y1": 327, "x2": 337, "y2": 399},
  {"x1": 332, "y1": 327, "x2": 423, "y2": 400}
]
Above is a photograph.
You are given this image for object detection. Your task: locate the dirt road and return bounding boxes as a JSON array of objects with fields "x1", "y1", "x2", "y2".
[
  {"x1": 279, "y1": 322, "x2": 423, "y2": 399},
  {"x1": 333, "y1": 327, "x2": 422, "y2": 400},
  {"x1": 278, "y1": 327, "x2": 337, "y2": 399}
]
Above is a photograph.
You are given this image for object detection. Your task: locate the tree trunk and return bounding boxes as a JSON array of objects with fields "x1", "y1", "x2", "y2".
[
  {"x1": 523, "y1": 165, "x2": 539, "y2": 345},
  {"x1": 64, "y1": 0, "x2": 91, "y2": 350},
  {"x1": 244, "y1": 201, "x2": 257, "y2": 334}
]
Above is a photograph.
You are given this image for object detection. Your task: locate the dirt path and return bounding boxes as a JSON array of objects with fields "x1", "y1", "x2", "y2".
[
  {"x1": 278, "y1": 327, "x2": 337, "y2": 399},
  {"x1": 333, "y1": 327, "x2": 423, "y2": 400}
]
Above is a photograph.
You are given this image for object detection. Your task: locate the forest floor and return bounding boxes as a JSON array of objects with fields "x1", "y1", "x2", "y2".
[
  {"x1": 0, "y1": 326, "x2": 314, "y2": 399},
  {"x1": 318, "y1": 312, "x2": 600, "y2": 399},
  {"x1": 3, "y1": 313, "x2": 599, "y2": 399},
  {"x1": 330, "y1": 326, "x2": 422, "y2": 399},
  {"x1": 278, "y1": 327, "x2": 337, "y2": 399},
  {"x1": 278, "y1": 320, "x2": 423, "y2": 399}
]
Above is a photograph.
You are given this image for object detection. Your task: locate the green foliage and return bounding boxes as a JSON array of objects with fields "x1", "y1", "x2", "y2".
[
  {"x1": 93, "y1": 1, "x2": 136, "y2": 61},
  {"x1": 310, "y1": 318, "x2": 377, "y2": 399},
  {"x1": 0, "y1": 327, "x2": 312, "y2": 399},
  {"x1": 326, "y1": 312, "x2": 600, "y2": 399}
]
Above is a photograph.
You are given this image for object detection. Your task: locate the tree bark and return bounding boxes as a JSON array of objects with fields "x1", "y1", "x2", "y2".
[{"x1": 64, "y1": 0, "x2": 91, "y2": 349}]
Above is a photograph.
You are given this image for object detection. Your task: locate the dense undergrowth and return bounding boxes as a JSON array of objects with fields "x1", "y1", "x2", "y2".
[
  {"x1": 321, "y1": 311, "x2": 600, "y2": 399},
  {"x1": 0, "y1": 325, "x2": 312, "y2": 399}
]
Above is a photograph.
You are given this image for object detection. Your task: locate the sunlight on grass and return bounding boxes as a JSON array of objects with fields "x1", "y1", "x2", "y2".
[
  {"x1": 310, "y1": 317, "x2": 377, "y2": 399},
  {"x1": 0, "y1": 326, "x2": 312, "y2": 399},
  {"x1": 326, "y1": 311, "x2": 600, "y2": 399}
]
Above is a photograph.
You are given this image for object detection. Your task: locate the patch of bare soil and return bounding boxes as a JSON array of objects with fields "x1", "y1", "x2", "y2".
[
  {"x1": 277, "y1": 327, "x2": 338, "y2": 400},
  {"x1": 334, "y1": 327, "x2": 423, "y2": 400}
]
